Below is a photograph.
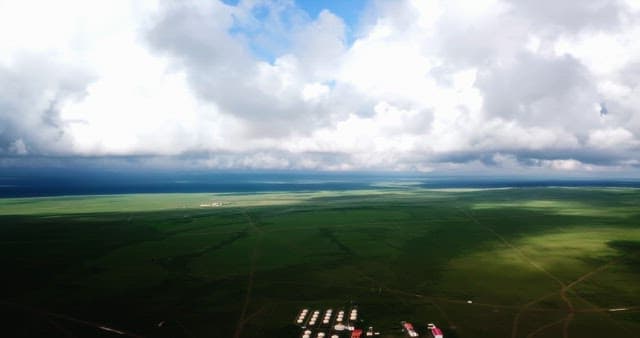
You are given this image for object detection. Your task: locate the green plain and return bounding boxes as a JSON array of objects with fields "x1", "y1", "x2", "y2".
[{"x1": 0, "y1": 187, "x2": 639, "y2": 337}]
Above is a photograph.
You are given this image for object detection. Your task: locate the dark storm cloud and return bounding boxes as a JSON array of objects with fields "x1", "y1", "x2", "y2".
[{"x1": 431, "y1": 146, "x2": 635, "y2": 168}]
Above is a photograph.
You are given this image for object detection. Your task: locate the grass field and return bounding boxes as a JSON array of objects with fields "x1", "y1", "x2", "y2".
[{"x1": 0, "y1": 188, "x2": 639, "y2": 338}]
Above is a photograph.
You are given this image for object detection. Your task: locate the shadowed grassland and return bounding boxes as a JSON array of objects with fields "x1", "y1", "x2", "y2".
[{"x1": 0, "y1": 188, "x2": 638, "y2": 337}]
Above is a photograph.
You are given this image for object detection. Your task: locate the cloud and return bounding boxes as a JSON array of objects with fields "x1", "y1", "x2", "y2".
[
  {"x1": 0, "y1": 0, "x2": 639, "y2": 174},
  {"x1": 146, "y1": 0, "x2": 353, "y2": 138},
  {"x1": 540, "y1": 159, "x2": 592, "y2": 171},
  {"x1": 588, "y1": 127, "x2": 637, "y2": 148},
  {"x1": 0, "y1": 53, "x2": 94, "y2": 155},
  {"x1": 506, "y1": 0, "x2": 628, "y2": 32},
  {"x1": 8, "y1": 139, "x2": 28, "y2": 155}
]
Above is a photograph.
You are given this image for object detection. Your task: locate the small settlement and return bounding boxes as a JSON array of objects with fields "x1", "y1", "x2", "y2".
[
  {"x1": 199, "y1": 201, "x2": 224, "y2": 207},
  {"x1": 294, "y1": 306, "x2": 444, "y2": 338},
  {"x1": 294, "y1": 306, "x2": 378, "y2": 338}
]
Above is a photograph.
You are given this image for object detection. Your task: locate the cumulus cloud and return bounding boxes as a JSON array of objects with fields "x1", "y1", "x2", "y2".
[
  {"x1": 540, "y1": 159, "x2": 592, "y2": 171},
  {"x1": 0, "y1": 53, "x2": 93, "y2": 155},
  {"x1": 0, "y1": 0, "x2": 639, "y2": 173}
]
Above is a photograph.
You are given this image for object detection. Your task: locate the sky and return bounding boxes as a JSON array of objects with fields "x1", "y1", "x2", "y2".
[{"x1": 0, "y1": 0, "x2": 639, "y2": 175}]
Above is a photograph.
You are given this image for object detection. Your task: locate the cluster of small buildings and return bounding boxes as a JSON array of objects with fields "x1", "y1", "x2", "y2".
[
  {"x1": 198, "y1": 201, "x2": 224, "y2": 207},
  {"x1": 294, "y1": 306, "x2": 444, "y2": 338},
  {"x1": 294, "y1": 306, "x2": 379, "y2": 338}
]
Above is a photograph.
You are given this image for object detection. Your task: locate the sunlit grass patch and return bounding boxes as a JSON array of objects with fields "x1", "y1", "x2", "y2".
[{"x1": 472, "y1": 199, "x2": 637, "y2": 217}]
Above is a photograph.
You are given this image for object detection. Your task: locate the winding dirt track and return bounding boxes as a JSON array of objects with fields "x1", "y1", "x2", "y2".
[
  {"x1": 0, "y1": 300, "x2": 145, "y2": 337},
  {"x1": 525, "y1": 318, "x2": 565, "y2": 338},
  {"x1": 233, "y1": 211, "x2": 262, "y2": 338},
  {"x1": 455, "y1": 208, "x2": 571, "y2": 338},
  {"x1": 457, "y1": 207, "x2": 632, "y2": 338}
]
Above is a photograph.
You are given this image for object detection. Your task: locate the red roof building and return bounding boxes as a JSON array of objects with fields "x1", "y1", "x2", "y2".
[{"x1": 430, "y1": 326, "x2": 443, "y2": 338}]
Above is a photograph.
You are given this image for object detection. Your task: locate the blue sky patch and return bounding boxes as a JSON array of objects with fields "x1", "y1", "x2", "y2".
[
  {"x1": 224, "y1": 0, "x2": 367, "y2": 62},
  {"x1": 296, "y1": 0, "x2": 368, "y2": 28}
]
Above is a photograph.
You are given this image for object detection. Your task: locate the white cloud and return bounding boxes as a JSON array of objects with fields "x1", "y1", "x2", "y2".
[
  {"x1": 540, "y1": 159, "x2": 593, "y2": 171},
  {"x1": 587, "y1": 127, "x2": 637, "y2": 149},
  {"x1": 301, "y1": 83, "x2": 330, "y2": 102},
  {"x1": 8, "y1": 139, "x2": 28, "y2": 155},
  {"x1": 0, "y1": 0, "x2": 639, "y2": 173}
]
